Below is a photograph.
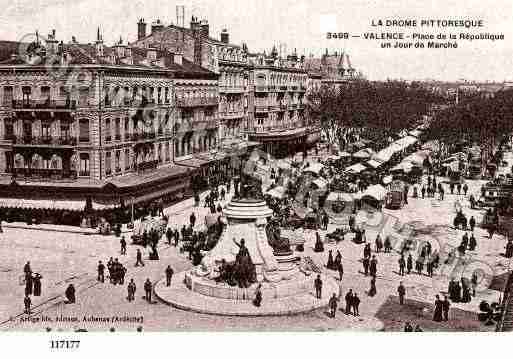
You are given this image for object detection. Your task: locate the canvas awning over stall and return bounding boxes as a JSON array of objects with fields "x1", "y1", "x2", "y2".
[
  {"x1": 345, "y1": 163, "x2": 367, "y2": 174},
  {"x1": 362, "y1": 184, "x2": 387, "y2": 201}
]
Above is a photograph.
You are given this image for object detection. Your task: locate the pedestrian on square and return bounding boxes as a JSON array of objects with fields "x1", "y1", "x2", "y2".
[
  {"x1": 329, "y1": 293, "x2": 338, "y2": 318},
  {"x1": 314, "y1": 274, "x2": 323, "y2": 299},
  {"x1": 404, "y1": 322, "x2": 413, "y2": 332},
  {"x1": 166, "y1": 228, "x2": 173, "y2": 246},
  {"x1": 33, "y1": 273, "x2": 42, "y2": 296},
  {"x1": 65, "y1": 284, "x2": 76, "y2": 304},
  {"x1": 368, "y1": 276, "x2": 377, "y2": 297},
  {"x1": 127, "y1": 279, "x2": 136, "y2": 302},
  {"x1": 421, "y1": 186, "x2": 426, "y2": 199},
  {"x1": 397, "y1": 281, "x2": 406, "y2": 305},
  {"x1": 463, "y1": 183, "x2": 469, "y2": 196},
  {"x1": 253, "y1": 284, "x2": 262, "y2": 307},
  {"x1": 407, "y1": 254, "x2": 413, "y2": 274},
  {"x1": 97, "y1": 261, "x2": 105, "y2": 283},
  {"x1": 375, "y1": 234, "x2": 383, "y2": 253},
  {"x1": 120, "y1": 236, "x2": 127, "y2": 255},
  {"x1": 165, "y1": 265, "x2": 174, "y2": 287},
  {"x1": 352, "y1": 293, "x2": 360, "y2": 316},
  {"x1": 469, "y1": 216, "x2": 476, "y2": 232},
  {"x1": 345, "y1": 289, "x2": 353, "y2": 315},
  {"x1": 144, "y1": 279, "x2": 152, "y2": 303},
  {"x1": 135, "y1": 249, "x2": 144, "y2": 267},
  {"x1": 369, "y1": 255, "x2": 378, "y2": 277},
  {"x1": 190, "y1": 212, "x2": 196, "y2": 228},
  {"x1": 433, "y1": 295, "x2": 443, "y2": 322},
  {"x1": 442, "y1": 295, "x2": 451, "y2": 321},
  {"x1": 362, "y1": 256, "x2": 370, "y2": 276},
  {"x1": 24, "y1": 295, "x2": 31, "y2": 314},
  {"x1": 457, "y1": 183, "x2": 462, "y2": 195},
  {"x1": 398, "y1": 255, "x2": 406, "y2": 276},
  {"x1": 384, "y1": 236, "x2": 392, "y2": 253}
]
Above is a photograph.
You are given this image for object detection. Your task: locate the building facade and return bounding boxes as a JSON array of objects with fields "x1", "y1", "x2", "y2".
[
  {"x1": 0, "y1": 29, "x2": 223, "y2": 223},
  {"x1": 133, "y1": 17, "x2": 250, "y2": 143}
]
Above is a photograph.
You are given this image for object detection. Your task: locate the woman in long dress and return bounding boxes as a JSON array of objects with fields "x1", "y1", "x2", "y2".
[
  {"x1": 368, "y1": 276, "x2": 377, "y2": 297},
  {"x1": 433, "y1": 295, "x2": 443, "y2": 322}
]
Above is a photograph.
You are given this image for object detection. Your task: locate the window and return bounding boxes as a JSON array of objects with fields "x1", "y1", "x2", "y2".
[
  {"x1": 3, "y1": 86, "x2": 13, "y2": 106},
  {"x1": 79, "y1": 88, "x2": 89, "y2": 106},
  {"x1": 61, "y1": 122, "x2": 70, "y2": 139},
  {"x1": 79, "y1": 119, "x2": 89, "y2": 142},
  {"x1": 4, "y1": 118, "x2": 13, "y2": 140},
  {"x1": 41, "y1": 121, "x2": 51, "y2": 139},
  {"x1": 124, "y1": 117, "x2": 129, "y2": 139},
  {"x1": 124, "y1": 149, "x2": 130, "y2": 170},
  {"x1": 4, "y1": 151, "x2": 13, "y2": 173},
  {"x1": 40, "y1": 86, "x2": 51, "y2": 104},
  {"x1": 115, "y1": 151, "x2": 121, "y2": 172},
  {"x1": 165, "y1": 88, "x2": 169, "y2": 103},
  {"x1": 79, "y1": 153, "x2": 90, "y2": 176},
  {"x1": 105, "y1": 152, "x2": 112, "y2": 176},
  {"x1": 114, "y1": 118, "x2": 121, "y2": 140},
  {"x1": 104, "y1": 119, "x2": 111, "y2": 142}
]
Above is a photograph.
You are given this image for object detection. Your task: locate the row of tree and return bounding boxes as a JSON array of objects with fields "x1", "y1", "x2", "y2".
[{"x1": 306, "y1": 80, "x2": 443, "y2": 148}]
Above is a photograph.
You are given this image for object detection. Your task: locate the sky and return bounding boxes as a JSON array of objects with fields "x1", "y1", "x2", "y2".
[{"x1": 0, "y1": 0, "x2": 512, "y2": 82}]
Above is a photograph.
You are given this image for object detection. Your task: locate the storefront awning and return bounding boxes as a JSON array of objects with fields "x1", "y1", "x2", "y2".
[{"x1": 0, "y1": 198, "x2": 86, "y2": 211}]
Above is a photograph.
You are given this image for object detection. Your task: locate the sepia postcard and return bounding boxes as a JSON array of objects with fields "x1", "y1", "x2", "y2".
[{"x1": 0, "y1": 1, "x2": 512, "y2": 352}]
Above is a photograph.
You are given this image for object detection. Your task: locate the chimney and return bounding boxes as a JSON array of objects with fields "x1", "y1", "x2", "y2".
[
  {"x1": 46, "y1": 29, "x2": 59, "y2": 55},
  {"x1": 137, "y1": 18, "x2": 147, "y2": 40},
  {"x1": 199, "y1": 20, "x2": 209, "y2": 38},
  {"x1": 151, "y1": 19, "x2": 164, "y2": 34},
  {"x1": 71, "y1": 36, "x2": 77, "y2": 44},
  {"x1": 220, "y1": 29, "x2": 229, "y2": 44},
  {"x1": 113, "y1": 36, "x2": 126, "y2": 58},
  {"x1": 190, "y1": 15, "x2": 200, "y2": 31}
]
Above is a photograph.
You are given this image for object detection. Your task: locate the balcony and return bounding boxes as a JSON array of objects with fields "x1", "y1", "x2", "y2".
[
  {"x1": 255, "y1": 106, "x2": 269, "y2": 113},
  {"x1": 13, "y1": 168, "x2": 77, "y2": 180},
  {"x1": 288, "y1": 86, "x2": 298, "y2": 92},
  {"x1": 220, "y1": 111, "x2": 245, "y2": 120},
  {"x1": 175, "y1": 97, "x2": 218, "y2": 107},
  {"x1": 11, "y1": 99, "x2": 77, "y2": 110},
  {"x1": 255, "y1": 86, "x2": 268, "y2": 93},
  {"x1": 278, "y1": 85, "x2": 288, "y2": 92},
  {"x1": 12, "y1": 135, "x2": 77, "y2": 147},
  {"x1": 289, "y1": 104, "x2": 298, "y2": 110},
  {"x1": 136, "y1": 160, "x2": 158, "y2": 172},
  {"x1": 219, "y1": 86, "x2": 246, "y2": 93},
  {"x1": 130, "y1": 132, "x2": 157, "y2": 142}
]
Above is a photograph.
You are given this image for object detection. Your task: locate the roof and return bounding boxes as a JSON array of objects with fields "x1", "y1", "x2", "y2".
[
  {"x1": 345, "y1": 163, "x2": 367, "y2": 174},
  {"x1": 326, "y1": 192, "x2": 354, "y2": 202},
  {"x1": 303, "y1": 162, "x2": 324, "y2": 174},
  {"x1": 0, "y1": 40, "x2": 216, "y2": 78},
  {"x1": 362, "y1": 184, "x2": 387, "y2": 201}
]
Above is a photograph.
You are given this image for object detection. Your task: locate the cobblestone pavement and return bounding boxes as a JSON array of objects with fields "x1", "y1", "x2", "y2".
[{"x1": 0, "y1": 159, "x2": 510, "y2": 332}]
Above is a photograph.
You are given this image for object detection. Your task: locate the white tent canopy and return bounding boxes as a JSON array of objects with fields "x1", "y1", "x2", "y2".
[
  {"x1": 303, "y1": 162, "x2": 324, "y2": 175},
  {"x1": 345, "y1": 163, "x2": 367, "y2": 174},
  {"x1": 362, "y1": 184, "x2": 387, "y2": 201},
  {"x1": 353, "y1": 148, "x2": 375, "y2": 159},
  {"x1": 326, "y1": 192, "x2": 354, "y2": 202},
  {"x1": 367, "y1": 159, "x2": 384, "y2": 168},
  {"x1": 266, "y1": 186, "x2": 286, "y2": 199},
  {"x1": 312, "y1": 178, "x2": 328, "y2": 190}
]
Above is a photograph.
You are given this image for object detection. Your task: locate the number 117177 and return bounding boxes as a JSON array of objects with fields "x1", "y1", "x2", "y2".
[{"x1": 50, "y1": 340, "x2": 80, "y2": 349}]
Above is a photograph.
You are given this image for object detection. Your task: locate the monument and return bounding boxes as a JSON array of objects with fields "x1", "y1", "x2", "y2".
[{"x1": 155, "y1": 175, "x2": 338, "y2": 315}]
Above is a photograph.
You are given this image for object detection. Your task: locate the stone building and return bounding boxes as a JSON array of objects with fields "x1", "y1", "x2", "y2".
[
  {"x1": 133, "y1": 17, "x2": 250, "y2": 142},
  {"x1": 245, "y1": 47, "x2": 315, "y2": 158},
  {"x1": 303, "y1": 49, "x2": 363, "y2": 87},
  {"x1": 0, "y1": 29, "x2": 221, "y2": 222}
]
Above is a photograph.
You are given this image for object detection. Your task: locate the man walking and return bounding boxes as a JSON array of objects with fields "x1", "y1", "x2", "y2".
[
  {"x1": 127, "y1": 279, "x2": 136, "y2": 302},
  {"x1": 369, "y1": 255, "x2": 378, "y2": 277},
  {"x1": 24, "y1": 295, "x2": 31, "y2": 314},
  {"x1": 407, "y1": 254, "x2": 413, "y2": 274},
  {"x1": 314, "y1": 275, "x2": 323, "y2": 299},
  {"x1": 397, "y1": 281, "x2": 406, "y2": 305},
  {"x1": 353, "y1": 293, "x2": 360, "y2": 316},
  {"x1": 328, "y1": 293, "x2": 338, "y2": 318},
  {"x1": 97, "y1": 261, "x2": 105, "y2": 283},
  {"x1": 345, "y1": 289, "x2": 353, "y2": 315},
  {"x1": 120, "y1": 236, "x2": 127, "y2": 255},
  {"x1": 363, "y1": 256, "x2": 370, "y2": 276},
  {"x1": 398, "y1": 255, "x2": 405, "y2": 276},
  {"x1": 135, "y1": 249, "x2": 144, "y2": 267},
  {"x1": 144, "y1": 279, "x2": 152, "y2": 303},
  {"x1": 442, "y1": 295, "x2": 451, "y2": 321},
  {"x1": 165, "y1": 265, "x2": 174, "y2": 287}
]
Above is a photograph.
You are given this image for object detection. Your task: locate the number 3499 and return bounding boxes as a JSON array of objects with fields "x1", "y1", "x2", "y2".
[{"x1": 327, "y1": 32, "x2": 349, "y2": 39}]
